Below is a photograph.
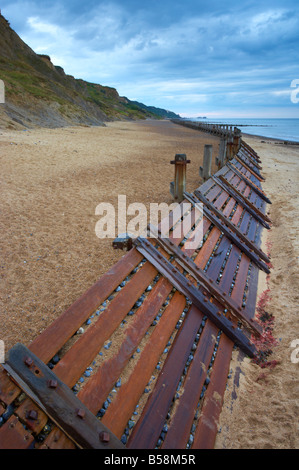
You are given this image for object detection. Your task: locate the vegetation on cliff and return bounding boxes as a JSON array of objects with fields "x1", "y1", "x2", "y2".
[{"x1": 0, "y1": 14, "x2": 180, "y2": 129}]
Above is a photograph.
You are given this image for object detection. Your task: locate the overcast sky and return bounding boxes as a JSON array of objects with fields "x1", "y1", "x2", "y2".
[{"x1": 1, "y1": 0, "x2": 299, "y2": 117}]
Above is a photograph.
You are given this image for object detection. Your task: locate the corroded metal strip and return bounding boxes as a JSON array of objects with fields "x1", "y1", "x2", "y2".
[
  {"x1": 186, "y1": 191, "x2": 270, "y2": 273},
  {"x1": 226, "y1": 163, "x2": 271, "y2": 204},
  {"x1": 212, "y1": 175, "x2": 271, "y2": 228},
  {"x1": 241, "y1": 140, "x2": 261, "y2": 162},
  {"x1": 133, "y1": 237, "x2": 257, "y2": 358},
  {"x1": 4, "y1": 343, "x2": 124, "y2": 449},
  {"x1": 234, "y1": 155, "x2": 265, "y2": 181},
  {"x1": 148, "y1": 224, "x2": 262, "y2": 337},
  {"x1": 238, "y1": 149, "x2": 262, "y2": 169}
]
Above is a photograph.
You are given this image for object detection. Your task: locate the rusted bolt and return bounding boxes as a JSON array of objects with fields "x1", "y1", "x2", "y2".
[
  {"x1": 47, "y1": 379, "x2": 58, "y2": 389},
  {"x1": 99, "y1": 431, "x2": 110, "y2": 443},
  {"x1": 76, "y1": 409, "x2": 85, "y2": 419},
  {"x1": 26, "y1": 409, "x2": 38, "y2": 420},
  {"x1": 24, "y1": 356, "x2": 34, "y2": 367}
]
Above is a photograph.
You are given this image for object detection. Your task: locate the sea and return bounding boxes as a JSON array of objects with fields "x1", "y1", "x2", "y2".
[{"x1": 187, "y1": 118, "x2": 299, "y2": 143}]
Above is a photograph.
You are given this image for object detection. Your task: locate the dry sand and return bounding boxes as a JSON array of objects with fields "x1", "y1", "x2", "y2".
[
  {"x1": 0, "y1": 119, "x2": 220, "y2": 351},
  {"x1": 0, "y1": 119, "x2": 298, "y2": 449},
  {"x1": 215, "y1": 134, "x2": 299, "y2": 449}
]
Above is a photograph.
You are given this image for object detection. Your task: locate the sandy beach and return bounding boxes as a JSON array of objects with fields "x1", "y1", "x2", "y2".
[
  {"x1": 0, "y1": 119, "x2": 298, "y2": 448},
  {"x1": 215, "y1": 134, "x2": 299, "y2": 449}
]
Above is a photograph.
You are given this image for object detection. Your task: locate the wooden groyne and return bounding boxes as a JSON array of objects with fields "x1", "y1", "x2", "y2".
[
  {"x1": 172, "y1": 119, "x2": 242, "y2": 168},
  {"x1": 0, "y1": 130, "x2": 271, "y2": 450}
]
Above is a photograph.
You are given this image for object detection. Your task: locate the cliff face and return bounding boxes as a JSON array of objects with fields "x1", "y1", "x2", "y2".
[{"x1": 0, "y1": 14, "x2": 180, "y2": 129}]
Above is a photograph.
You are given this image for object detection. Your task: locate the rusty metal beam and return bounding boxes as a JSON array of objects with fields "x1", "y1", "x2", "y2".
[
  {"x1": 212, "y1": 175, "x2": 271, "y2": 229},
  {"x1": 194, "y1": 189, "x2": 270, "y2": 265},
  {"x1": 185, "y1": 191, "x2": 270, "y2": 274},
  {"x1": 234, "y1": 155, "x2": 265, "y2": 181},
  {"x1": 148, "y1": 224, "x2": 262, "y2": 337},
  {"x1": 133, "y1": 237, "x2": 257, "y2": 358},
  {"x1": 4, "y1": 343, "x2": 124, "y2": 450},
  {"x1": 227, "y1": 163, "x2": 271, "y2": 204},
  {"x1": 238, "y1": 149, "x2": 262, "y2": 169}
]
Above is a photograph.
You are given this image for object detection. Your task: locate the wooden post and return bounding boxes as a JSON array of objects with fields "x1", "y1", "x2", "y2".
[
  {"x1": 199, "y1": 145, "x2": 213, "y2": 181},
  {"x1": 226, "y1": 134, "x2": 234, "y2": 161},
  {"x1": 216, "y1": 137, "x2": 227, "y2": 169},
  {"x1": 233, "y1": 127, "x2": 242, "y2": 154},
  {"x1": 170, "y1": 154, "x2": 190, "y2": 202}
]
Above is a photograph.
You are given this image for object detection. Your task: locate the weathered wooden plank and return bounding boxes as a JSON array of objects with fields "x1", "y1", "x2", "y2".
[
  {"x1": 77, "y1": 275, "x2": 175, "y2": 414},
  {"x1": 186, "y1": 192, "x2": 270, "y2": 273},
  {"x1": 227, "y1": 163, "x2": 271, "y2": 204},
  {"x1": 5, "y1": 343, "x2": 124, "y2": 449},
  {"x1": 191, "y1": 230, "x2": 255, "y2": 449},
  {"x1": 216, "y1": 175, "x2": 271, "y2": 226},
  {"x1": 205, "y1": 184, "x2": 223, "y2": 202},
  {"x1": 101, "y1": 291, "x2": 186, "y2": 440},
  {"x1": 127, "y1": 304, "x2": 204, "y2": 449},
  {"x1": 134, "y1": 237, "x2": 257, "y2": 357},
  {"x1": 128, "y1": 172, "x2": 261, "y2": 449},
  {"x1": 52, "y1": 260, "x2": 158, "y2": 387},
  {"x1": 29, "y1": 248, "x2": 143, "y2": 364},
  {"x1": 0, "y1": 415, "x2": 35, "y2": 449},
  {"x1": 149, "y1": 227, "x2": 262, "y2": 337},
  {"x1": 161, "y1": 320, "x2": 218, "y2": 448},
  {"x1": 0, "y1": 366, "x2": 21, "y2": 405},
  {"x1": 239, "y1": 148, "x2": 262, "y2": 169},
  {"x1": 191, "y1": 334, "x2": 232, "y2": 449},
  {"x1": 37, "y1": 427, "x2": 76, "y2": 449},
  {"x1": 15, "y1": 397, "x2": 48, "y2": 434},
  {"x1": 193, "y1": 190, "x2": 270, "y2": 266}
]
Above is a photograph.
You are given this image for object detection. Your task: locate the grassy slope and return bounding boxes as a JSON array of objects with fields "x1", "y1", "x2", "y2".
[{"x1": 0, "y1": 14, "x2": 178, "y2": 128}]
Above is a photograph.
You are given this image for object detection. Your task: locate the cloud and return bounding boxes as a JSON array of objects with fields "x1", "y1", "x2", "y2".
[{"x1": 1, "y1": 0, "x2": 299, "y2": 116}]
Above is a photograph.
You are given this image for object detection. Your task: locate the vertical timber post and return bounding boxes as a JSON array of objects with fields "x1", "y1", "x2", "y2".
[
  {"x1": 199, "y1": 145, "x2": 213, "y2": 181},
  {"x1": 216, "y1": 137, "x2": 227, "y2": 169},
  {"x1": 233, "y1": 127, "x2": 242, "y2": 155},
  {"x1": 170, "y1": 154, "x2": 190, "y2": 202},
  {"x1": 226, "y1": 133, "x2": 234, "y2": 161}
]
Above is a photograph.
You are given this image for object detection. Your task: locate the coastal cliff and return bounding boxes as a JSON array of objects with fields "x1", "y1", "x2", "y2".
[{"x1": 0, "y1": 14, "x2": 180, "y2": 129}]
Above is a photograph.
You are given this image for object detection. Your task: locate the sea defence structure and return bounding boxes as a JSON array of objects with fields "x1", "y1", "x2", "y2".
[{"x1": 0, "y1": 125, "x2": 272, "y2": 450}]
